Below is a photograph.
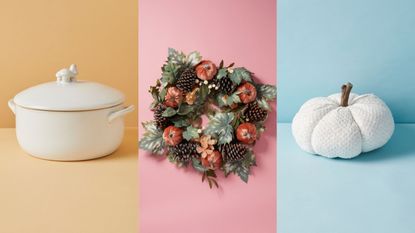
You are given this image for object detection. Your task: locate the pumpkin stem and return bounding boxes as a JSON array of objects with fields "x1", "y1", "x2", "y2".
[{"x1": 340, "y1": 82, "x2": 353, "y2": 107}]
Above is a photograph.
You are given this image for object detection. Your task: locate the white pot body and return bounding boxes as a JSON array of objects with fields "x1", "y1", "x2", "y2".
[{"x1": 13, "y1": 104, "x2": 130, "y2": 161}]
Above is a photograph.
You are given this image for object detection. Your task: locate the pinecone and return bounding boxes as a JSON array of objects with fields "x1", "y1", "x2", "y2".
[
  {"x1": 219, "y1": 143, "x2": 247, "y2": 162},
  {"x1": 153, "y1": 104, "x2": 170, "y2": 129},
  {"x1": 176, "y1": 68, "x2": 197, "y2": 93},
  {"x1": 171, "y1": 141, "x2": 199, "y2": 162},
  {"x1": 244, "y1": 102, "x2": 268, "y2": 122},
  {"x1": 216, "y1": 77, "x2": 235, "y2": 94}
]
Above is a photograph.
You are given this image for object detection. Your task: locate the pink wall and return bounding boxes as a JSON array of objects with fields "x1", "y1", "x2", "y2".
[{"x1": 139, "y1": 0, "x2": 276, "y2": 232}]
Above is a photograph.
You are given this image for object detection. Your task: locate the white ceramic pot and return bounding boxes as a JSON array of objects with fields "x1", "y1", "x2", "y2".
[{"x1": 8, "y1": 64, "x2": 134, "y2": 161}]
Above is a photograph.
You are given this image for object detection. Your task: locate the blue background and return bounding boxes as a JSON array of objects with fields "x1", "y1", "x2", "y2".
[
  {"x1": 278, "y1": 0, "x2": 415, "y2": 123},
  {"x1": 277, "y1": 1, "x2": 415, "y2": 232},
  {"x1": 277, "y1": 124, "x2": 415, "y2": 233}
]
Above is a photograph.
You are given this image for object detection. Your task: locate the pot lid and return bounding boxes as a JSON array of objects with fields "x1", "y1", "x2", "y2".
[{"x1": 13, "y1": 64, "x2": 125, "y2": 111}]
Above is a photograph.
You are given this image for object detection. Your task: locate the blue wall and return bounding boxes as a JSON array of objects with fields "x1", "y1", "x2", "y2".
[{"x1": 278, "y1": 0, "x2": 415, "y2": 123}]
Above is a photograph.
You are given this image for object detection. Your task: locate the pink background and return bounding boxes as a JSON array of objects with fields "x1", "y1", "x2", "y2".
[{"x1": 139, "y1": 0, "x2": 276, "y2": 232}]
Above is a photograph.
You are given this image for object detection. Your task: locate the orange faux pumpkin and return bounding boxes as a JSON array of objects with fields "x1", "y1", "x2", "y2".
[
  {"x1": 236, "y1": 123, "x2": 257, "y2": 144},
  {"x1": 237, "y1": 82, "x2": 257, "y2": 104},
  {"x1": 163, "y1": 126, "x2": 183, "y2": 146},
  {"x1": 195, "y1": 60, "x2": 217, "y2": 81},
  {"x1": 164, "y1": 87, "x2": 183, "y2": 108}
]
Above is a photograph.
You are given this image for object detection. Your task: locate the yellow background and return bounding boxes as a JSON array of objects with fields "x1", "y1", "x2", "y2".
[
  {"x1": 0, "y1": 128, "x2": 138, "y2": 233},
  {"x1": 0, "y1": 0, "x2": 137, "y2": 127}
]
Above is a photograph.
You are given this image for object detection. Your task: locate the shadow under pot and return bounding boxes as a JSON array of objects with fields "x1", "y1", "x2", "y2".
[{"x1": 8, "y1": 64, "x2": 134, "y2": 161}]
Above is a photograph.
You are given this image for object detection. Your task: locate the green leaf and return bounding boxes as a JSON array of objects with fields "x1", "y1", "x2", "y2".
[
  {"x1": 159, "y1": 88, "x2": 167, "y2": 101},
  {"x1": 183, "y1": 125, "x2": 200, "y2": 141},
  {"x1": 161, "y1": 63, "x2": 179, "y2": 86},
  {"x1": 139, "y1": 121, "x2": 165, "y2": 155},
  {"x1": 258, "y1": 84, "x2": 277, "y2": 100},
  {"x1": 171, "y1": 117, "x2": 190, "y2": 127},
  {"x1": 255, "y1": 122, "x2": 266, "y2": 137},
  {"x1": 162, "y1": 107, "x2": 177, "y2": 117},
  {"x1": 149, "y1": 85, "x2": 160, "y2": 102},
  {"x1": 222, "y1": 150, "x2": 256, "y2": 182},
  {"x1": 217, "y1": 92, "x2": 241, "y2": 107},
  {"x1": 150, "y1": 101, "x2": 158, "y2": 110},
  {"x1": 217, "y1": 94, "x2": 226, "y2": 107},
  {"x1": 199, "y1": 84, "x2": 209, "y2": 99},
  {"x1": 192, "y1": 158, "x2": 208, "y2": 173},
  {"x1": 177, "y1": 104, "x2": 193, "y2": 116},
  {"x1": 229, "y1": 67, "x2": 252, "y2": 85},
  {"x1": 216, "y1": 68, "x2": 227, "y2": 79},
  {"x1": 236, "y1": 166, "x2": 249, "y2": 183},
  {"x1": 168, "y1": 48, "x2": 187, "y2": 65},
  {"x1": 167, "y1": 153, "x2": 176, "y2": 163},
  {"x1": 229, "y1": 92, "x2": 241, "y2": 104},
  {"x1": 168, "y1": 48, "x2": 178, "y2": 58},
  {"x1": 257, "y1": 98, "x2": 271, "y2": 111},
  {"x1": 187, "y1": 51, "x2": 202, "y2": 66},
  {"x1": 223, "y1": 161, "x2": 238, "y2": 177},
  {"x1": 204, "y1": 112, "x2": 234, "y2": 144},
  {"x1": 243, "y1": 150, "x2": 256, "y2": 167}
]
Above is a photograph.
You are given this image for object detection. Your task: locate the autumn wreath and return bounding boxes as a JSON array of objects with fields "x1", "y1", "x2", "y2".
[{"x1": 139, "y1": 48, "x2": 276, "y2": 188}]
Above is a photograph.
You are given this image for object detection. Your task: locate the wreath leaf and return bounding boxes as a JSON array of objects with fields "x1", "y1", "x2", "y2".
[
  {"x1": 159, "y1": 88, "x2": 167, "y2": 101},
  {"x1": 168, "y1": 48, "x2": 187, "y2": 65},
  {"x1": 217, "y1": 92, "x2": 241, "y2": 107},
  {"x1": 258, "y1": 84, "x2": 277, "y2": 100},
  {"x1": 192, "y1": 158, "x2": 208, "y2": 173},
  {"x1": 216, "y1": 68, "x2": 227, "y2": 79},
  {"x1": 177, "y1": 104, "x2": 193, "y2": 115},
  {"x1": 139, "y1": 121, "x2": 165, "y2": 155},
  {"x1": 222, "y1": 150, "x2": 256, "y2": 183},
  {"x1": 172, "y1": 117, "x2": 190, "y2": 128},
  {"x1": 183, "y1": 125, "x2": 200, "y2": 141},
  {"x1": 162, "y1": 107, "x2": 177, "y2": 117},
  {"x1": 204, "y1": 112, "x2": 234, "y2": 144},
  {"x1": 198, "y1": 85, "x2": 210, "y2": 102},
  {"x1": 161, "y1": 63, "x2": 179, "y2": 86},
  {"x1": 187, "y1": 51, "x2": 202, "y2": 66},
  {"x1": 229, "y1": 67, "x2": 252, "y2": 85},
  {"x1": 257, "y1": 98, "x2": 271, "y2": 111}
]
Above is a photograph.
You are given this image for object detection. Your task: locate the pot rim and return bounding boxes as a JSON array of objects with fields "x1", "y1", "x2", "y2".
[{"x1": 14, "y1": 102, "x2": 124, "y2": 112}]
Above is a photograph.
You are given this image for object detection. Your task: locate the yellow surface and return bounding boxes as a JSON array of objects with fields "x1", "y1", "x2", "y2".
[
  {"x1": 0, "y1": 0, "x2": 138, "y2": 127},
  {"x1": 0, "y1": 128, "x2": 138, "y2": 233}
]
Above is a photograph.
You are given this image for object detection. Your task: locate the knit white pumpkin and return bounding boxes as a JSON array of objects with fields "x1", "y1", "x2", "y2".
[{"x1": 292, "y1": 83, "x2": 394, "y2": 159}]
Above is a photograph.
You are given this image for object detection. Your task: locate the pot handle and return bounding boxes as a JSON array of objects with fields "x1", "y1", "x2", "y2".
[
  {"x1": 8, "y1": 99, "x2": 16, "y2": 115},
  {"x1": 108, "y1": 105, "x2": 135, "y2": 123}
]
